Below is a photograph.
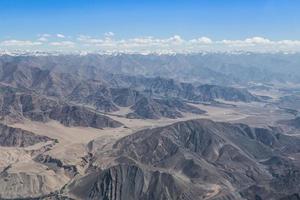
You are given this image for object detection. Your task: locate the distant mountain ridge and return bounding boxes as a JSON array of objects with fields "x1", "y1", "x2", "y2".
[
  {"x1": 1, "y1": 52, "x2": 299, "y2": 85},
  {"x1": 0, "y1": 58, "x2": 260, "y2": 120}
]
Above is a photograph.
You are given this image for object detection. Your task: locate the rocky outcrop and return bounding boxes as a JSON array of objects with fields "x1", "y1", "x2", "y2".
[
  {"x1": 279, "y1": 117, "x2": 300, "y2": 129},
  {"x1": 110, "y1": 88, "x2": 142, "y2": 107},
  {"x1": 0, "y1": 169, "x2": 69, "y2": 199},
  {"x1": 128, "y1": 97, "x2": 206, "y2": 119},
  {"x1": 67, "y1": 164, "x2": 188, "y2": 200},
  {"x1": 0, "y1": 123, "x2": 53, "y2": 147},
  {"x1": 129, "y1": 97, "x2": 182, "y2": 119},
  {"x1": 49, "y1": 105, "x2": 123, "y2": 128},
  {"x1": 0, "y1": 62, "x2": 79, "y2": 97},
  {"x1": 68, "y1": 81, "x2": 119, "y2": 112},
  {"x1": 0, "y1": 90, "x2": 123, "y2": 129},
  {"x1": 35, "y1": 154, "x2": 78, "y2": 178},
  {"x1": 196, "y1": 84, "x2": 260, "y2": 102},
  {"x1": 277, "y1": 95, "x2": 300, "y2": 112}
]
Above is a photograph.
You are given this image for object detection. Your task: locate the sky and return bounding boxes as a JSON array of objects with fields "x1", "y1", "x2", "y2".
[{"x1": 0, "y1": 0, "x2": 300, "y2": 53}]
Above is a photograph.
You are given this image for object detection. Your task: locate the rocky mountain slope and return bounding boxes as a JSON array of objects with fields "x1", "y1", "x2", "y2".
[
  {"x1": 279, "y1": 116, "x2": 300, "y2": 130},
  {"x1": 196, "y1": 84, "x2": 259, "y2": 102},
  {"x1": 66, "y1": 119, "x2": 300, "y2": 200},
  {"x1": 128, "y1": 97, "x2": 206, "y2": 119},
  {"x1": 0, "y1": 123, "x2": 54, "y2": 147},
  {"x1": 0, "y1": 86, "x2": 123, "y2": 128}
]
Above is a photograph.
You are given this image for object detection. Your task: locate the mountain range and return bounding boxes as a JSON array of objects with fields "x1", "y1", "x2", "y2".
[{"x1": 0, "y1": 53, "x2": 300, "y2": 200}]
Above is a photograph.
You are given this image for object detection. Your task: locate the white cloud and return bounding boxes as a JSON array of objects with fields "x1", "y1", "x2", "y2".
[
  {"x1": 190, "y1": 37, "x2": 212, "y2": 44},
  {"x1": 277, "y1": 40, "x2": 300, "y2": 46},
  {"x1": 49, "y1": 41, "x2": 75, "y2": 47},
  {"x1": 104, "y1": 32, "x2": 115, "y2": 37},
  {"x1": 0, "y1": 40, "x2": 42, "y2": 46},
  {"x1": 74, "y1": 35, "x2": 300, "y2": 52},
  {"x1": 167, "y1": 35, "x2": 184, "y2": 44},
  {"x1": 2, "y1": 35, "x2": 300, "y2": 53},
  {"x1": 37, "y1": 37, "x2": 48, "y2": 42},
  {"x1": 245, "y1": 37, "x2": 272, "y2": 44},
  {"x1": 56, "y1": 34, "x2": 65, "y2": 38},
  {"x1": 219, "y1": 37, "x2": 273, "y2": 46},
  {"x1": 36, "y1": 34, "x2": 51, "y2": 42}
]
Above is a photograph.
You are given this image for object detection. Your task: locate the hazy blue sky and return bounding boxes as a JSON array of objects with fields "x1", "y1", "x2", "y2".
[
  {"x1": 0, "y1": 0, "x2": 299, "y2": 40},
  {"x1": 1, "y1": 0, "x2": 300, "y2": 53}
]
